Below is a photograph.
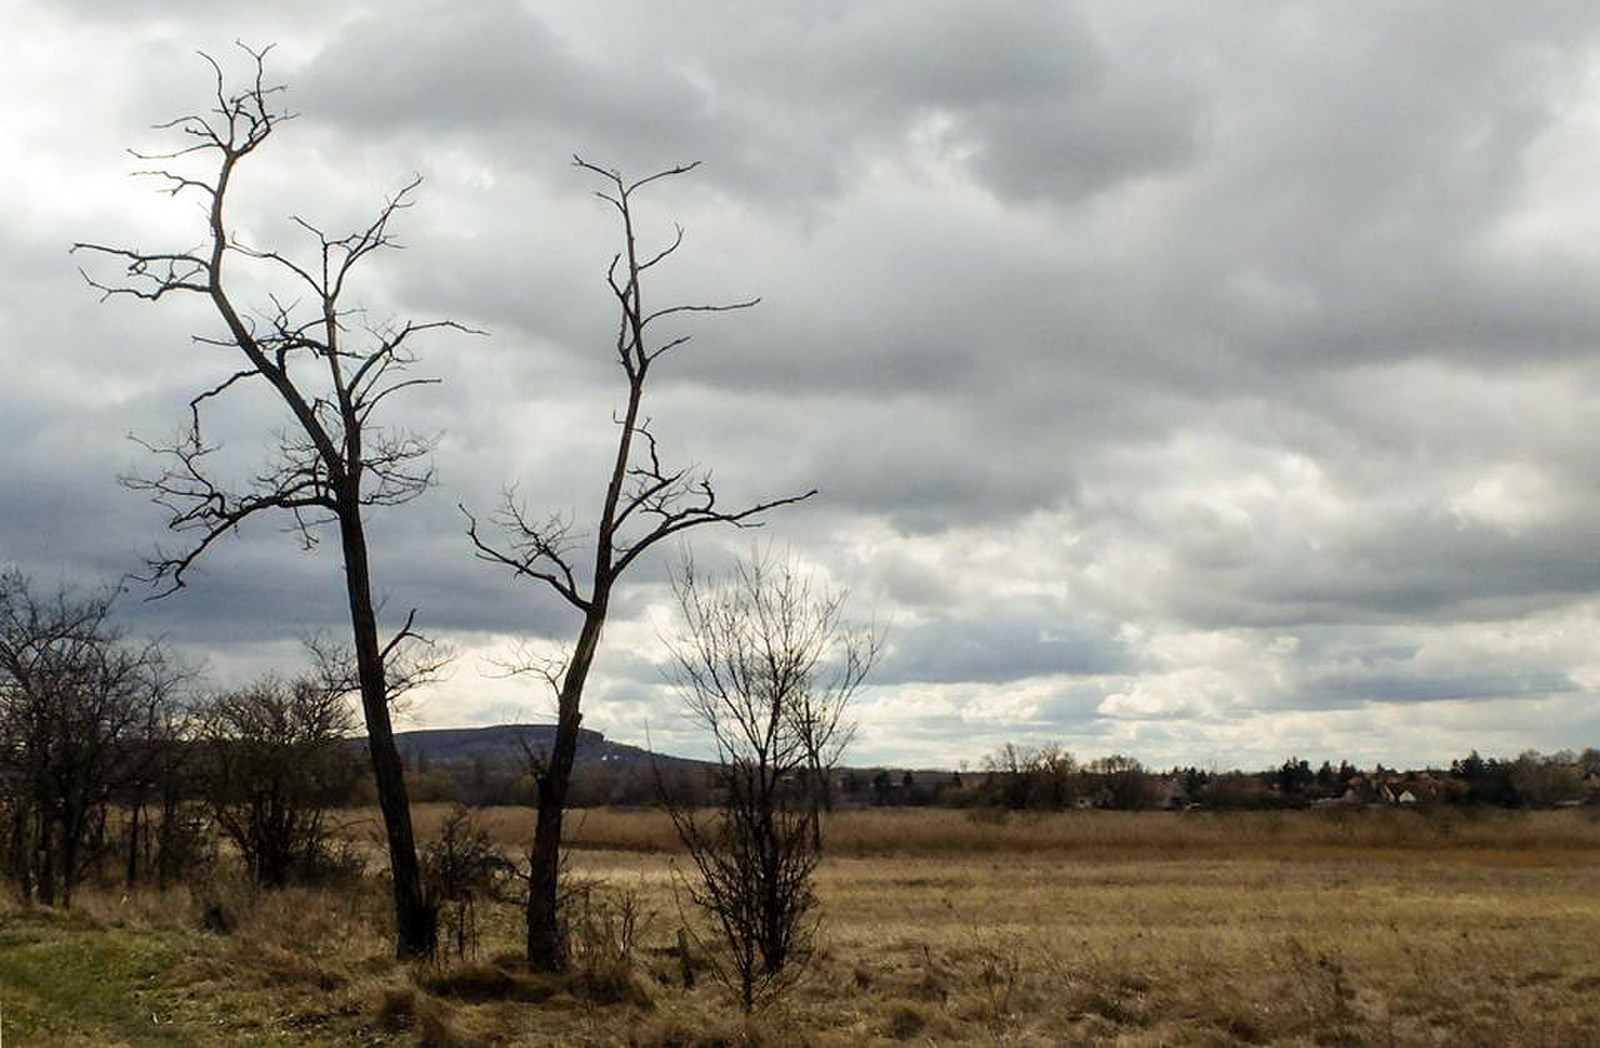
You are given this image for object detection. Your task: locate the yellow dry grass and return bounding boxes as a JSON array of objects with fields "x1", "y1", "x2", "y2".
[
  {"x1": 394, "y1": 801, "x2": 1600, "y2": 863},
  {"x1": 565, "y1": 845, "x2": 1600, "y2": 1046},
  {"x1": 3, "y1": 806, "x2": 1598, "y2": 1045}
]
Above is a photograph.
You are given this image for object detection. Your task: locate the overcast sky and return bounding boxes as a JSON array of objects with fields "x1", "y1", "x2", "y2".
[{"x1": 5, "y1": 1, "x2": 1600, "y2": 769}]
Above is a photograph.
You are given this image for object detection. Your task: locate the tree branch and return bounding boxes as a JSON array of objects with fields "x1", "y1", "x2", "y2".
[{"x1": 461, "y1": 503, "x2": 591, "y2": 613}]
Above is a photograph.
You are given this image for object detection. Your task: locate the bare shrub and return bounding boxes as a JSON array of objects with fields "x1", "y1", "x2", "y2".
[
  {"x1": 198, "y1": 675, "x2": 359, "y2": 887},
  {"x1": 561, "y1": 879, "x2": 655, "y2": 1007},
  {"x1": 662, "y1": 553, "x2": 875, "y2": 1011},
  {"x1": 301, "y1": 832, "x2": 370, "y2": 887},
  {"x1": 420, "y1": 806, "x2": 514, "y2": 960}
]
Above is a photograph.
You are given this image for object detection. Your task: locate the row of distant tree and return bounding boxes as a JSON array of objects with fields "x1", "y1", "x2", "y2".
[
  {"x1": 398, "y1": 747, "x2": 710, "y2": 810},
  {"x1": 386, "y1": 740, "x2": 1600, "y2": 815},
  {"x1": 838, "y1": 743, "x2": 1600, "y2": 812}
]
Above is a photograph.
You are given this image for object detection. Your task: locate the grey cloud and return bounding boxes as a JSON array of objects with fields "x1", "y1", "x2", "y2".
[
  {"x1": 877, "y1": 604, "x2": 1124, "y2": 685},
  {"x1": 10, "y1": 1, "x2": 1600, "y2": 767},
  {"x1": 294, "y1": 2, "x2": 804, "y2": 201},
  {"x1": 1298, "y1": 671, "x2": 1579, "y2": 709},
  {"x1": 1032, "y1": 681, "x2": 1111, "y2": 723},
  {"x1": 960, "y1": 83, "x2": 1200, "y2": 202},
  {"x1": 294, "y1": 0, "x2": 1204, "y2": 208},
  {"x1": 803, "y1": 405, "x2": 1075, "y2": 534},
  {"x1": 1149, "y1": 502, "x2": 1600, "y2": 630}
]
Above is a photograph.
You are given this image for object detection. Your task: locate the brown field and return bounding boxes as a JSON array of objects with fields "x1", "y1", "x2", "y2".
[
  {"x1": 410, "y1": 802, "x2": 1600, "y2": 861},
  {"x1": 3, "y1": 806, "x2": 1599, "y2": 1045}
]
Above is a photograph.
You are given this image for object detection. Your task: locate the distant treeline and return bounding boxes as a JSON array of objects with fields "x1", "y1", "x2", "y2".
[
  {"x1": 925, "y1": 745, "x2": 1600, "y2": 812},
  {"x1": 387, "y1": 741, "x2": 1600, "y2": 813}
]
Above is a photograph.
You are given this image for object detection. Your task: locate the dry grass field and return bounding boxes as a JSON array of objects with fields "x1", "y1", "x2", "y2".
[{"x1": 2, "y1": 806, "x2": 1599, "y2": 1045}]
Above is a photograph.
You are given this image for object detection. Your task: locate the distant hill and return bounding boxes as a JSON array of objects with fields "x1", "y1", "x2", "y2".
[
  {"x1": 355, "y1": 723, "x2": 970, "y2": 808},
  {"x1": 376, "y1": 723, "x2": 709, "y2": 775}
]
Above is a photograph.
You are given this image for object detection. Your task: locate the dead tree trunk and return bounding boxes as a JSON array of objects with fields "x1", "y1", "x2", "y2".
[
  {"x1": 522, "y1": 605, "x2": 604, "y2": 967},
  {"x1": 125, "y1": 786, "x2": 144, "y2": 886},
  {"x1": 341, "y1": 507, "x2": 435, "y2": 956}
]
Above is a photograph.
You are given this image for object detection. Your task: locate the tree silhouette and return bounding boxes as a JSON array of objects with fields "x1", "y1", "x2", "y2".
[
  {"x1": 73, "y1": 45, "x2": 462, "y2": 958},
  {"x1": 465, "y1": 158, "x2": 813, "y2": 969}
]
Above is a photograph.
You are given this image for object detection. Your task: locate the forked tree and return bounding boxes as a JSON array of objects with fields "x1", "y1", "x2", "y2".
[
  {"x1": 465, "y1": 158, "x2": 814, "y2": 970},
  {"x1": 73, "y1": 46, "x2": 463, "y2": 958}
]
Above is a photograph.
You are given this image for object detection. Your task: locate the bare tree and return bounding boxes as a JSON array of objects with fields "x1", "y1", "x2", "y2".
[
  {"x1": 464, "y1": 158, "x2": 815, "y2": 970},
  {"x1": 72, "y1": 46, "x2": 465, "y2": 957},
  {"x1": 661, "y1": 553, "x2": 876, "y2": 1010},
  {"x1": 0, "y1": 570, "x2": 182, "y2": 907}
]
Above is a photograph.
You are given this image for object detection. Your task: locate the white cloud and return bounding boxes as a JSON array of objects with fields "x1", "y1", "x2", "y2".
[{"x1": 1447, "y1": 461, "x2": 1556, "y2": 535}]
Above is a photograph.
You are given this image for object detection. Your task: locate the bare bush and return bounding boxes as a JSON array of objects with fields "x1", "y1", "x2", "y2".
[
  {"x1": 421, "y1": 806, "x2": 515, "y2": 960},
  {"x1": 198, "y1": 674, "x2": 359, "y2": 887},
  {"x1": 561, "y1": 879, "x2": 655, "y2": 1007},
  {"x1": 663, "y1": 553, "x2": 876, "y2": 1010}
]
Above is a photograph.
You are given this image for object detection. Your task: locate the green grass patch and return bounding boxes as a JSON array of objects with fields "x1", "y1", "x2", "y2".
[{"x1": 0, "y1": 912, "x2": 190, "y2": 1046}]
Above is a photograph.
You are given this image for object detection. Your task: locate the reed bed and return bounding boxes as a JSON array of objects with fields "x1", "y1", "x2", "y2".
[{"x1": 387, "y1": 802, "x2": 1600, "y2": 864}]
